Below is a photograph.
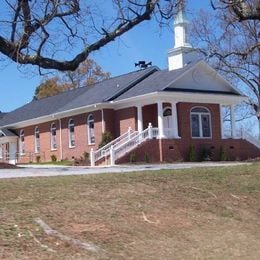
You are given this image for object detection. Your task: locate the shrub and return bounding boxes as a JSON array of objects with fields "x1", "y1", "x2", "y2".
[
  {"x1": 51, "y1": 154, "x2": 57, "y2": 162},
  {"x1": 99, "y1": 132, "x2": 113, "y2": 148},
  {"x1": 188, "y1": 145, "x2": 196, "y2": 162},
  {"x1": 36, "y1": 155, "x2": 41, "y2": 163},
  {"x1": 129, "y1": 153, "x2": 136, "y2": 163},
  {"x1": 83, "y1": 151, "x2": 89, "y2": 161},
  {"x1": 201, "y1": 147, "x2": 212, "y2": 161},
  {"x1": 219, "y1": 146, "x2": 228, "y2": 161},
  {"x1": 144, "y1": 153, "x2": 150, "y2": 163}
]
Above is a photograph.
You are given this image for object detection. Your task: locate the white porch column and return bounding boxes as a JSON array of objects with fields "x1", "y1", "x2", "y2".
[
  {"x1": 171, "y1": 102, "x2": 180, "y2": 138},
  {"x1": 137, "y1": 105, "x2": 143, "y2": 133},
  {"x1": 231, "y1": 105, "x2": 236, "y2": 138},
  {"x1": 90, "y1": 148, "x2": 95, "y2": 167},
  {"x1": 157, "y1": 101, "x2": 165, "y2": 138},
  {"x1": 219, "y1": 104, "x2": 224, "y2": 139}
]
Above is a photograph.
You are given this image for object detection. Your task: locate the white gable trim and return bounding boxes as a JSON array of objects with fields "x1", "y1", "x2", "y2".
[{"x1": 163, "y1": 60, "x2": 242, "y2": 96}]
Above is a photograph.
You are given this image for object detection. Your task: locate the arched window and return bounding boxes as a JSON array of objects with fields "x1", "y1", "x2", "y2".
[
  {"x1": 87, "y1": 114, "x2": 95, "y2": 145},
  {"x1": 190, "y1": 107, "x2": 212, "y2": 138},
  {"x1": 163, "y1": 107, "x2": 172, "y2": 117},
  {"x1": 34, "y1": 127, "x2": 40, "y2": 153},
  {"x1": 68, "y1": 119, "x2": 75, "y2": 148},
  {"x1": 19, "y1": 130, "x2": 25, "y2": 155},
  {"x1": 50, "y1": 123, "x2": 57, "y2": 150}
]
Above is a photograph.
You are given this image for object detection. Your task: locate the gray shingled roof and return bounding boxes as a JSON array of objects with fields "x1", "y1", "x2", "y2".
[
  {"x1": 0, "y1": 61, "x2": 241, "y2": 127},
  {"x1": 0, "y1": 67, "x2": 157, "y2": 127},
  {"x1": 114, "y1": 65, "x2": 192, "y2": 101},
  {"x1": 0, "y1": 112, "x2": 6, "y2": 119}
]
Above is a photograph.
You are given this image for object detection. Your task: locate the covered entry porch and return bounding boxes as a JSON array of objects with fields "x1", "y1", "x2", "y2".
[
  {"x1": 0, "y1": 129, "x2": 18, "y2": 165},
  {"x1": 124, "y1": 92, "x2": 246, "y2": 141}
]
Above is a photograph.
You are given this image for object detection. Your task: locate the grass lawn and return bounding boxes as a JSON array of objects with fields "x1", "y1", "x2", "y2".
[{"x1": 0, "y1": 164, "x2": 259, "y2": 259}]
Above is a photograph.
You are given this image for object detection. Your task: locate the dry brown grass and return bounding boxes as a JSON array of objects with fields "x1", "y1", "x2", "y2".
[{"x1": 0, "y1": 163, "x2": 259, "y2": 259}]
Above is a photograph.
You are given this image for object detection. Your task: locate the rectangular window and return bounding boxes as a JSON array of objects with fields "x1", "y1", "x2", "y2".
[
  {"x1": 51, "y1": 128, "x2": 57, "y2": 150},
  {"x1": 201, "y1": 114, "x2": 211, "y2": 137},
  {"x1": 191, "y1": 114, "x2": 200, "y2": 137}
]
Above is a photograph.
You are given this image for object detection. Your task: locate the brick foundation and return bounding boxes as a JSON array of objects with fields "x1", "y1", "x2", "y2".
[{"x1": 116, "y1": 138, "x2": 260, "y2": 164}]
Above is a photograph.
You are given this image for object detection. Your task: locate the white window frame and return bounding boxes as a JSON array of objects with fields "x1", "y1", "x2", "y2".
[
  {"x1": 68, "y1": 119, "x2": 75, "y2": 148},
  {"x1": 34, "y1": 126, "x2": 40, "y2": 153},
  {"x1": 87, "y1": 114, "x2": 95, "y2": 145},
  {"x1": 190, "y1": 106, "x2": 212, "y2": 139},
  {"x1": 50, "y1": 123, "x2": 57, "y2": 150},
  {"x1": 19, "y1": 129, "x2": 25, "y2": 155}
]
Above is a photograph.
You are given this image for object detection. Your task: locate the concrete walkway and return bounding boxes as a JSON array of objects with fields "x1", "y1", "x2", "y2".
[{"x1": 0, "y1": 162, "x2": 251, "y2": 179}]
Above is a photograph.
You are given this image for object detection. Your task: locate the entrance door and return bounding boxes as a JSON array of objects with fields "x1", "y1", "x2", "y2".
[
  {"x1": 163, "y1": 108, "x2": 173, "y2": 138},
  {"x1": 8, "y1": 142, "x2": 17, "y2": 165}
]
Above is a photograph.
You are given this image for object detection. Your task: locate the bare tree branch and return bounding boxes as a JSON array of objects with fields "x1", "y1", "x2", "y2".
[{"x1": 0, "y1": 0, "x2": 183, "y2": 71}]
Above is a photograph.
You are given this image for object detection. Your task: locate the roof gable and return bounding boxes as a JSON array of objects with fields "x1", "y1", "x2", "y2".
[{"x1": 164, "y1": 61, "x2": 241, "y2": 95}]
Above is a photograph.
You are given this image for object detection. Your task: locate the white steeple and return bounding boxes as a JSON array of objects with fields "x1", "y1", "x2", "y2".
[{"x1": 168, "y1": 5, "x2": 200, "y2": 71}]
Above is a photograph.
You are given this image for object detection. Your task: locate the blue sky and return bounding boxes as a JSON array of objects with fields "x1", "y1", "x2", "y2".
[{"x1": 0, "y1": 1, "x2": 210, "y2": 112}]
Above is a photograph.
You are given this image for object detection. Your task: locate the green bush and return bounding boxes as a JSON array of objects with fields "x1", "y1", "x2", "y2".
[
  {"x1": 144, "y1": 153, "x2": 150, "y2": 163},
  {"x1": 99, "y1": 132, "x2": 113, "y2": 148},
  {"x1": 201, "y1": 147, "x2": 212, "y2": 161},
  {"x1": 83, "y1": 151, "x2": 89, "y2": 161},
  {"x1": 51, "y1": 154, "x2": 57, "y2": 162},
  {"x1": 219, "y1": 146, "x2": 228, "y2": 161},
  {"x1": 188, "y1": 145, "x2": 196, "y2": 162},
  {"x1": 129, "y1": 153, "x2": 136, "y2": 163},
  {"x1": 36, "y1": 155, "x2": 41, "y2": 163}
]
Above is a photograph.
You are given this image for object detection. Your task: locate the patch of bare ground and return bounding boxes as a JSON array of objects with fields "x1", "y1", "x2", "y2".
[{"x1": 0, "y1": 163, "x2": 259, "y2": 259}]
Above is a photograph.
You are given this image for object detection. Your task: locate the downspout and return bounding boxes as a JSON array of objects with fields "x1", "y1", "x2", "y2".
[
  {"x1": 59, "y1": 118, "x2": 63, "y2": 160},
  {"x1": 101, "y1": 109, "x2": 105, "y2": 133}
]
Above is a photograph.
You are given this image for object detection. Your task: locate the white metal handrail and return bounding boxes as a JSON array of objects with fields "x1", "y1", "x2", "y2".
[
  {"x1": 114, "y1": 126, "x2": 159, "y2": 161},
  {"x1": 94, "y1": 128, "x2": 138, "y2": 162},
  {"x1": 223, "y1": 128, "x2": 260, "y2": 149},
  {"x1": 243, "y1": 132, "x2": 260, "y2": 149}
]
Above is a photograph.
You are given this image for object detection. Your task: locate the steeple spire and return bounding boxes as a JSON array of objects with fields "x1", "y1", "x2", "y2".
[
  {"x1": 173, "y1": 4, "x2": 191, "y2": 49},
  {"x1": 167, "y1": 2, "x2": 200, "y2": 71}
]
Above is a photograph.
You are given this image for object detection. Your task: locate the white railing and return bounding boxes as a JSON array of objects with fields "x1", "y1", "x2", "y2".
[
  {"x1": 90, "y1": 124, "x2": 159, "y2": 166},
  {"x1": 92, "y1": 127, "x2": 138, "y2": 164},
  {"x1": 113, "y1": 125, "x2": 159, "y2": 164},
  {"x1": 223, "y1": 128, "x2": 260, "y2": 149},
  {"x1": 242, "y1": 131, "x2": 260, "y2": 149}
]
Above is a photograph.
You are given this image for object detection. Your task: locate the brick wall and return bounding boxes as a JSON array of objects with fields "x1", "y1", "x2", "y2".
[
  {"x1": 11, "y1": 101, "x2": 260, "y2": 164},
  {"x1": 116, "y1": 138, "x2": 260, "y2": 164},
  {"x1": 142, "y1": 104, "x2": 158, "y2": 128},
  {"x1": 16, "y1": 109, "x2": 105, "y2": 163},
  {"x1": 103, "y1": 109, "x2": 116, "y2": 138},
  {"x1": 115, "y1": 107, "x2": 137, "y2": 136}
]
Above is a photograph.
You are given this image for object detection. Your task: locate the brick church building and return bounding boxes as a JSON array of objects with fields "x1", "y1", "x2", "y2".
[{"x1": 0, "y1": 10, "x2": 259, "y2": 165}]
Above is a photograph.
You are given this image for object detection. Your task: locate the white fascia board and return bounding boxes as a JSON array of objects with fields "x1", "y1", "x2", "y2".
[
  {"x1": 112, "y1": 91, "x2": 247, "y2": 110},
  {"x1": 3, "y1": 103, "x2": 112, "y2": 129}
]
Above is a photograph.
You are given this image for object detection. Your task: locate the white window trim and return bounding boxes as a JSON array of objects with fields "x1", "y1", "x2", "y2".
[
  {"x1": 34, "y1": 126, "x2": 40, "y2": 154},
  {"x1": 68, "y1": 119, "x2": 76, "y2": 148},
  {"x1": 190, "y1": 106, "x2": 212, "y2": 139},
  {"x1": 50, "y1": 123, "x2": 57, "y2": 151},
  {"x1": 19, "y1": 130, "x2": 25, "y2": 155},
  {"x1": 87, "y1": 114, "x2": 95, "y2": 145}
]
